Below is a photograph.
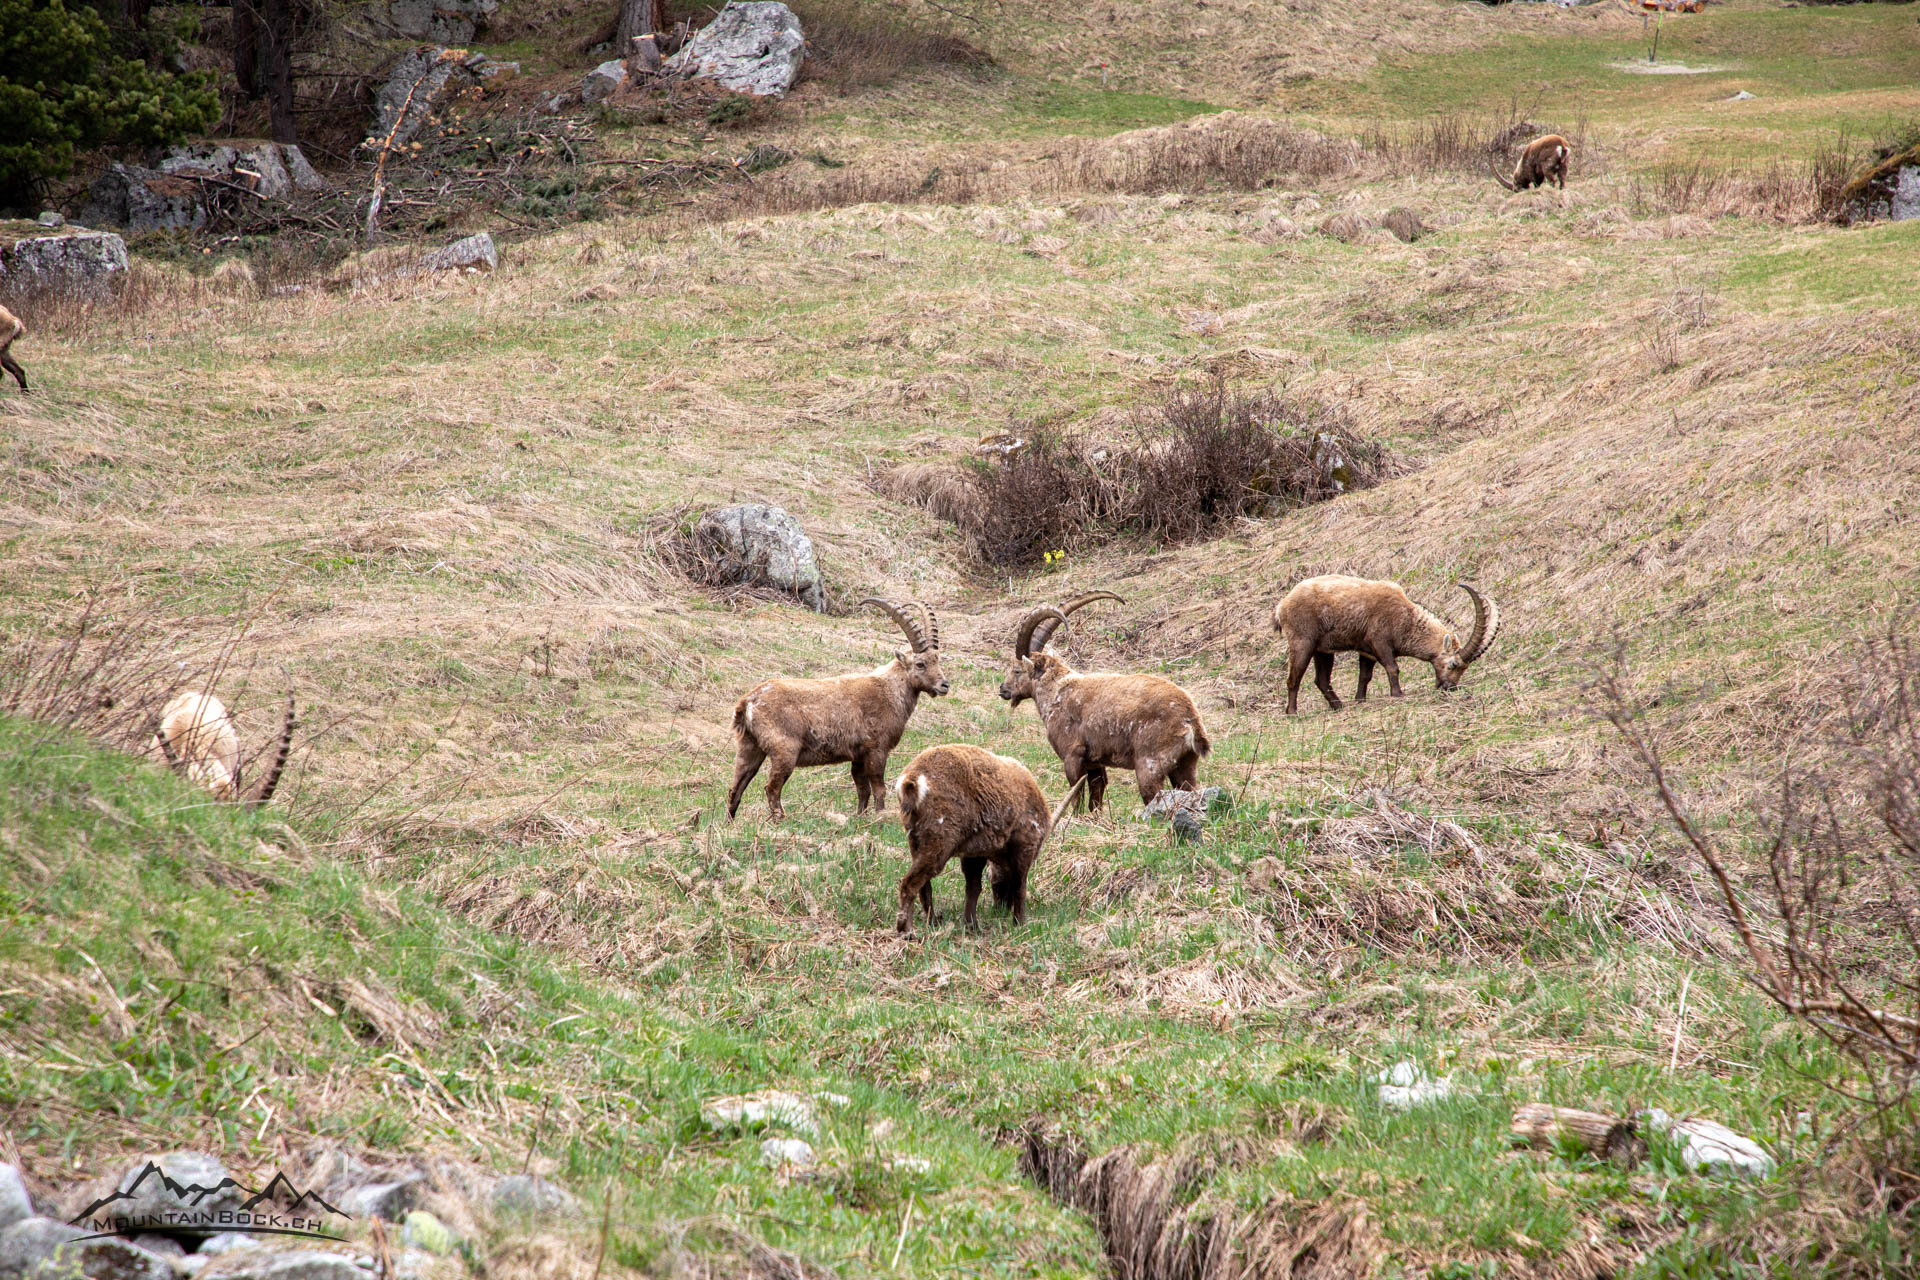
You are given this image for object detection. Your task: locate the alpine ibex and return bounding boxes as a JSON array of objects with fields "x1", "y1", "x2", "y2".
[
  {"x1": 153, "y1": 680, "x2": 295, "y2": 805},
  {"x1": 0, "y1": 305, "x2": 25, "y2": 393},
  {"x1": 998, "y1": 593, "x2": 1210, "y2": 811},
  {"x1": 893, "y1": 744, "x2": 1084, "y2": 935},
  {"x1": 728, "y1": 598, "x2": 949, "y2": 821},
  {"x1": 1272, "y1": 575, "x2": 1500, "y2": 713},
  {"x1": 1493, "y1": 134, "x2": 1570, "y2": 192}
]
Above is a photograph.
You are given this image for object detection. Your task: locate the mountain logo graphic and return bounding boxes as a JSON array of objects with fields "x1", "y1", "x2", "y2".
[{"x1": 69, "y1": 1163, "x2": 351, "y2": 1243}]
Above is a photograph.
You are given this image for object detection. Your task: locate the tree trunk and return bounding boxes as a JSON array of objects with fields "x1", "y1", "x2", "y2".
[
  {"x1": 233, "y1": 0, "x2": 262, "y2": 98},
  {"x1": 614, "y1": 0, "x2": 666, "y2": 58},
  {"x1": 116, "y1": 0, "x2": 155, "y2": 29},
  {"x1": 261, "y1": 0, "x2": 298, "y2": 144},
  {"x1": 1510, "y1": 1105, "x2": 1644, "y2": 1167}
]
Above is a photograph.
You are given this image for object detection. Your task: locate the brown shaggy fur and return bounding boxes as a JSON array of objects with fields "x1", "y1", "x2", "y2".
[
  {"x1": 1496, "y1": 134, "x2": 1570, "y2": 192},
  {"x1": 1271, "y1": 575, "x2": 1499, "y2": 714},
  {"x1": 894, "y1": 744, "x2": 1051, "y2": 934},
  {"x1": 728, "y1": 599, "x2": 948, "y2": 821},
  {"x1": 0, "y1": 305, "x2": 26, "y2": 392},
  {"x1": 1000, "y1": 601, "x2": 1209, "y2": 811}
]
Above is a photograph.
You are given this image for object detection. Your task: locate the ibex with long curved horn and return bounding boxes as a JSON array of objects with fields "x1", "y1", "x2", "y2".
[
  {"x1": 1272, "y1": 575, "x2": 1500, "y2": 714},
  {"x1": 998, "y1": 592, "x2": 1209, "y2": 811},
  {"x1": 727, "y1": 598, "x2": 950, "y2": 821},
  {"x1": 153, "y1": 676, "x2": 296, "y2": 805},
  {"x1": 1492, "y1": 134, "x2": 1569, "y2": 192}
]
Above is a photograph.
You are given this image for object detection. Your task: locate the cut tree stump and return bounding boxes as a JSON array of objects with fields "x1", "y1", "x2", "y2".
[
  {"x1": 614, "y1": 0, "x2": 666, "y2": 60},
  {"x1": 1510, "y1": 1104, "x2": 1645, "y2": 1167}
]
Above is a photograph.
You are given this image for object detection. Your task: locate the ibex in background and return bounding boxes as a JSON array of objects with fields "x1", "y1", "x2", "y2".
[
  {"x1": 728, "y1": 597, "x2": 949, "y2": 821},
  {"x1": 1272, "y1": 575, "x2": 1500, "y2": 714},
  {"x1": 153, "y1": 678, "x2": 296, "y2": 805},
  {"x1": 0, "y1": 305, "x2": 26, "y2": 392},
  {"x1": 999, "y1": 592, "x2": 1210, "y2": 811},
  {"x1": 1493, "y1": 134, "x2": 1570, "y2": 192}
]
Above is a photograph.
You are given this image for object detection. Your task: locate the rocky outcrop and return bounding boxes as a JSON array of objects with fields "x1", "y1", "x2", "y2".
[
  {"x1": 385, "y1": 0, "x2": 497, "y2": 43},
  {"x1": 582, "y1": 59, "x2": 628, "y2": 104},
  {"x1": 367, "y1": 47, "x2": 475, "y2": 151},
  {"x1": 1844, "y1": 142, "x2": 1920, "y2": 223},
  {"x1": 79, "y1": 142, "x2": 321, "y2": 232},
  {"x1": 159, "y1": 142, "x2": 323, "y2": 200},
  {"x1": 666, "y1": 2, "x2": 805, "y2": 97},
  {"x1": 692, "y1": 504, "x2": 826, "y2": 610},
  {"x1": 0, "y1": 228, "x2": 130, "y2": 300}
]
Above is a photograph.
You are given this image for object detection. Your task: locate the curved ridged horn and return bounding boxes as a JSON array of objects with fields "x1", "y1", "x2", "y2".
[
  {"x1": 913, "y1": 601, "x2": 941, "y2": 652},
  {"x1": 1457, "y1": 583, "x2": 1500, "y2": 664},
  {"x1": 859, "y1": 597, "x2": 931, "y2": 653},
  {"x1": 248, "y1": 672, "x2": 296, "y2": 807},
  {"x1": 1489, "y1": 150, "x2": 1517, "y2": 192},
  {"x1": 1013, "y1": 606, "x2": 1067, "y2": 661},
  {"x1": 1028, "y1": 591, "x2": 1125, "y2": 655}
]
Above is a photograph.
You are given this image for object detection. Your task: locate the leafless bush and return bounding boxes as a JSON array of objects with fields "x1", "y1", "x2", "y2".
[
  {"x1": 1597, "y1": 631, "x2": 1920, "y2": 1205},
  {"x1": 1632, "y1": 133, "x2": 1867, "y2": 225},
  {"x1": 795, "y1": 0, "x2": 993, "y2": 92},
  {"x1": 1360, "y1": 107, "x2": 1588, "y2": 180},
  {"x1": 948, "y1": 382, "x2": 1384, "y2": 568}
]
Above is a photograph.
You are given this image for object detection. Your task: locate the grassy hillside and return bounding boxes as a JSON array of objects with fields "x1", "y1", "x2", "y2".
[{"x1": 3, "y1": 0, "x2": 1918, "y2": 1273}]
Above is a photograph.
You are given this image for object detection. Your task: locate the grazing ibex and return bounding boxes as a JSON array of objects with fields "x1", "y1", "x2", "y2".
[
  {"x1": 0, "y1": 305, "x2": 25, "y2": 393},
  {"x1": 1493, "y1": 134, "x2": 1570, "y2": 192},
  {"x1": 1272, "y1": 575, "x2": 1500, "y2": 714},
  {"x1": 153, "y1": 680, "x2": 295, "y2": 805},
  {"x1": 998, "y1": 593, "x2": 1210, "y2": 811},
  {"x1": 893, "y1": 744, "x2": 1085, "y2": 935},
  {"x1": 728, "y1": 598, "x2": 949, "y2": 821}
]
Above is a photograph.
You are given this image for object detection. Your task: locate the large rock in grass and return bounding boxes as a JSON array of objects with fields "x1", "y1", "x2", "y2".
[
  {"x1": 0, "y1": 1217, "x2": 178, "y2": 1280},
  {"x1": 159, "y1": 142, "x2": 324, "y2": 200},
  {"x1": 0, "y1": 226, "x2": 130, "y2": 300},
  {"x1": 387, "y1": 0, "x2": 497, "y2": 42},
  {"x1": 367, "y1": 47, "x2": 475, "y2": 151},
  {"x1": 0, "y1": 1166, "x2": 31, "y2": 1232},
  {"x1": 62, "y1": 1152, "x2": 244, "y2": 1239},
  {"x1": 692, "y1": 504, "x2": 825, "y2": 611},
  {"x1": 1844, "y1": 142, "x2": 1920, "y2": 222},
  {"x1": 78, "y1": 164, "x2": 208, "y2": 231},
  {"x1": 666, "y1": 2, "x2": 805, "y2": 97}
]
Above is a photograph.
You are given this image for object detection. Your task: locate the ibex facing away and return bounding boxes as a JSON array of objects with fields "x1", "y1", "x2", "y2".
[
  {"x1": 153, "y1": 680, "x2": 295, "y2": 805},
  {"x1": 998, "y1": 592, "x2": 1210, "y2": 811},
  {"x1": 728, "y1": 598, "x2": 949, "y2": 821},
  {"x1": 1493, "y1": 134, "x2": 1570, "y2": 192},
  {"x1": 1272, "y1": 575, "x2": 1500, "y2": 714},
  {"x1": 0, "y1": 305, "x2": 25, "y2": 393}
]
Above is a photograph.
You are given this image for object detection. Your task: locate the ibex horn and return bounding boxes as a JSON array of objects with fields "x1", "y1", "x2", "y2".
[
  {"x1": 1489, "y1": 149, "x2": 1516, "y2": 192},
  {"x1": 248, "y1": 671, "x2": 296, "y2": 807},
  {"x1": 1013, "y1": 606, "x2": 1067, "y2": 661},
  {"x1": 1457, "y1": 583, "x2": 1500, "y2": 664},
  {"x1": 1027, "y1": 591, "x2": 1124, "y2": 655},
  {"x1": 858, "y1": 597, "x2": 931, "y2": 653}
]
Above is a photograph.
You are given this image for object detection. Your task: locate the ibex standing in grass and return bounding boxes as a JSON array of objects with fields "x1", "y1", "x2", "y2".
[
  {"x1": 0, "y1": 305, "x2": 26, "y2": 392},
  {"x1": 728, "y1": 598, "x2": 949, "y2": 821},
  {"x1": 998, "y1": 593, "x2": 1210, "y2": 811},
  {"x1": 153, "y1": 679, "x2": 296, "y2": 804},
  {"x1": 893, "y1": 744, "x2": 1085, "y2": 935},
  {"x1": 1272, "y1": 575, "x2": 1500, "y2": 714},
  {"x1": 1493, "y1": 135, "x2": 1570, "y2": 192}
]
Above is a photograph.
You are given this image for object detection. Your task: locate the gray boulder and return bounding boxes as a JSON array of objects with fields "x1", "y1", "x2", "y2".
[
  {"x1": 158, "y1": 142, "x2": 323, "y2": 200},
  {"x1": 195, "y1": 1235, "x2": 253, "y2": 1256},
  {"x1": 78, "y1": 164, "x2": 206, "y2": 232},
  {"x1": 0, "y1": 1217, "x2": 178, "y2": 1280},
  {"x1": 387, "y1": 0, "x2": 497, "y2": 42},
  {"x1": 66, "y1": 1153, "x2": 243, "y2": 1236},
  {"x1": 332, "y1": 1175, "x2": 425, "y2": 1222},
  {"x1": 667, "y1": 2, "x2": 805, "y2": 97},
  {"x1": 0, "y1": 1166, "x2": 30, "y2": 1232},
  {"x1": 692, "y1": 504, "x2": 825, "y2": 611},
  {"x1": 368, "y1": 47, "x2": 474, "y2": 151},
  {"x1": 211, "y1": 1251, "x2": 364, "y2": 1280},
  {"x1": 490, "y1": 1175, "x2": 579, "y2": 1222},
  {"x1": 1141, "y1": 787, "x2": 1229, "y2": 844},
  {"x1": 419, "y1": 232, "x2": 498, "y2": 273},
  {"x1": 0, "y1": 229, "x2": 129, "y2": 300},
  {"x1": 582, "y1": 59, "x2": 627, "y2": 104}
]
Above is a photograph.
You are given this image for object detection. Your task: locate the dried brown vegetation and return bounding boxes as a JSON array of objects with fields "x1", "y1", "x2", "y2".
[
  {"x1": 1630, "y1": 136, "x2": 1865, "y2": 225},
  {"x1": 892, "y1": 383, "x2": 1384, "y2": 569}
]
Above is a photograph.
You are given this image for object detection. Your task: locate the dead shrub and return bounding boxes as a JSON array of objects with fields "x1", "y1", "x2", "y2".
[
  {"x1": 1598, "y1": 627, "x2": 1920, "y2": 1211},
  {"x1": 795, "y1": 0, "x2": 994, "y2": 92},
  {"x1": 938, "y1": 382, "x2": 1384, "y2": 568},
  {"x1": 1361, "y1": 108, "x2": 1589, "y2": 181},
  {"x1": 1632, "y1": 133, "x2": 1867, "y2": 225},
  {"x1": 878, "y1": 459, "x2": 983, "y2": 527}
]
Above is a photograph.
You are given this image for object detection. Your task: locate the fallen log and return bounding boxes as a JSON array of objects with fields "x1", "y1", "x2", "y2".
[{"x1": 1510, "y1": 1104, "x2": 1645, "y2": 1166}]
